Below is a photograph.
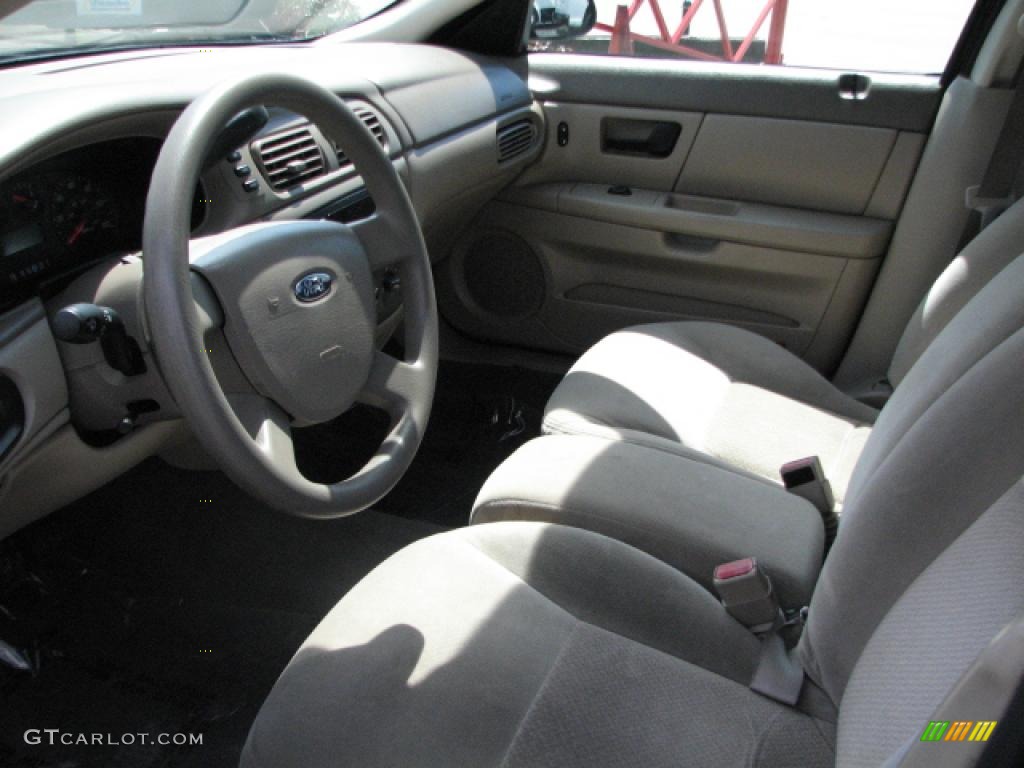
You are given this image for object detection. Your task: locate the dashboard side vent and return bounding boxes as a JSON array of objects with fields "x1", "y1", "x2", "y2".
[
  {"x1": 335, "y1": 107, "x2": 389, "y2": 168},
  {"x1": 497, "y1": 120, "x2": 538, "y2": 163},
  {"x1": 251, "y1": 125, "x2": 325, "y2": 191}
]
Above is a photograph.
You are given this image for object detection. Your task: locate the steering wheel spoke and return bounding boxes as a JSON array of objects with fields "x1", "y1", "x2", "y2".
[
  {"x1": 359, "y1": 350, "x2": 423, "y2": 418},
  {"x1": 353, "y1": 211, "x2": 412, "y2": 271},
  {"x1": 190, "y1": 270, "x2": 224, "y2": 334},
  {"x1": 228, "y1": 394, "x2": 299, "y2": 474}
]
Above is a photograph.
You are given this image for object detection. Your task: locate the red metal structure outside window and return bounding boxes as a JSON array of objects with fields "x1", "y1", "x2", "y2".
[{"x1": 598, "y1": 0, "x2": 790, "y2": 64}]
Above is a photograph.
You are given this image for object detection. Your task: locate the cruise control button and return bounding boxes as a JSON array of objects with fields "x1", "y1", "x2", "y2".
[
  {"x1": 243, "y1": 179, "x2": 259, "y2": 193},
  {"x1": 234, "y1": 165, "x2": 251, "y2": 178}
]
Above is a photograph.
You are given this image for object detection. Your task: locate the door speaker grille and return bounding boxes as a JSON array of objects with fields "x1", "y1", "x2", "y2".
[{"x1": 463, "y1": 232, "x2": 545, "y2": 319}]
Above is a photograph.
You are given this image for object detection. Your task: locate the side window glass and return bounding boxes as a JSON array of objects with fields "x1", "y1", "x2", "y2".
[{"x1": 528, "y1": 0, "x2": 977, "y2": 76}]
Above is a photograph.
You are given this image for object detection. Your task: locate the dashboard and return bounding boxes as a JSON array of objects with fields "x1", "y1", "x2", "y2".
[{"x1": 0, "y1": 41, "x2": 544, "y2": 540}]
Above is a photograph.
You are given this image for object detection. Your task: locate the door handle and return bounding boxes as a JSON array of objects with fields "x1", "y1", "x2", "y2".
[
  {"x1": 601, "y1": 117, "x2": 682, "y2": 158},
  {"x1": 838, "y1": 73, "x2": 870, "y2": 101}
]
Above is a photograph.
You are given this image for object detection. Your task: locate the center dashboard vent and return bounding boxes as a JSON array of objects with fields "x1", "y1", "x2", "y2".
[
  {"x1": 497, "y1": 119, "x2": 538, "y2": 163},
  {"x1": 334, "y1": 107, "x2": 389, "y2": 168},
  {"x1": 251, "y1": 125, "x2": 326, "y2": 191}
]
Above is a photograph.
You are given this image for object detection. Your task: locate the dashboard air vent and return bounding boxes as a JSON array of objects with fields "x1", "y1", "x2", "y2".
[
  {"x1": 335, "y1": 107, "x2": 389, "y2": 167},
  {"x1": 251, "y1": 125, "x2": 325, "y2": 191},
  {"x1": 497, "y1": 120, "x2": 538, "y2": 163}
]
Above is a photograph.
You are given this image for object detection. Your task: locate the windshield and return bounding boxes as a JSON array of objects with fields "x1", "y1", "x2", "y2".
[{"x1": 0, "y1": 0, "x2": 396, "y2": 64}]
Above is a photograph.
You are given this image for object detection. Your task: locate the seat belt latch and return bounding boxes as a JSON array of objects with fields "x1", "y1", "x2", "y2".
[
  {"x1": 965, "y1": 184, "x2": 1014, "y2": 230},
  {"x1": 713, "y1": 557, "x2": 780, "y2": 634},
  {"x1": 780, "y1": 455, "x2": 834, "y2": 515},
  {"x1": 714, "y1": 558, "x2": 806, "y2": 704}
]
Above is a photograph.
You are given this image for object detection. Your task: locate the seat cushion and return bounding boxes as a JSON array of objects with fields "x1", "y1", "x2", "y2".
[
  {"x1": 241, "y1": 522, "x2": 835, "y2": 768},
  {"x1": 543, "y1": 321, "x2": 877, "y2": 503}
]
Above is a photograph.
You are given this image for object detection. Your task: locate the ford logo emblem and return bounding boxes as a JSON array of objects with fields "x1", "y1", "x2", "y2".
[{"x1": 294, "y1": 272, "x2": 333, "y2": 303}]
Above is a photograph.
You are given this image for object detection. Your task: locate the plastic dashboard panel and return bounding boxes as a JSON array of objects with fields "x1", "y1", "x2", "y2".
[{"x1": 0, "y1": 43, "x2": 531, "y2": 179}]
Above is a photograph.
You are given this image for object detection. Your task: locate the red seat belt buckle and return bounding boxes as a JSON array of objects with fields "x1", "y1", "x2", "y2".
[
  {"x1": 713, "y1": 557, "x2": 780, "y2": 633},
  {"x1": 714, "y1": 557, "x2": 756, "y2": 581}
]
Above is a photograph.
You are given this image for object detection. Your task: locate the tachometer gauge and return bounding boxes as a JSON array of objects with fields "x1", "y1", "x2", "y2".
[
  {"x1": 9, "y1": 183, "x2": 42, "y2": 222},
  {"x1": 50, "y1": 174, "x2": 119, "y2": 250}
]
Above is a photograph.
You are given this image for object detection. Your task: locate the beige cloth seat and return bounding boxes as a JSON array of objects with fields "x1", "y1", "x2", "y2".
[
  {"x1": 241, "y1": 220, "x2": 1024, "y2": 768},
  {"x1": 543, "y1": 196, "x2": 1024, "y2": 502},
  {"x1": 544, "y1": 321, "x2": 876, "y2": 503},
  {"x1": 241, "y1": 522, "x2": 837, "y2": 768}
]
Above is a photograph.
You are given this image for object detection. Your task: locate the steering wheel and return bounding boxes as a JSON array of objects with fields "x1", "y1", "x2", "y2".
[{"x1": 142, "y1": 74, "x2": 437, "y2": 518}]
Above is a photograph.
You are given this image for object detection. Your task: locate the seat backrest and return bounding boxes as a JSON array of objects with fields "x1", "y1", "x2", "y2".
[
  {"x1": 887, "y1": 194, "x2": 1024, "y2": 387},
  {"x1": 799, "y1": 248, "x2": 1024, "y2": 765}
]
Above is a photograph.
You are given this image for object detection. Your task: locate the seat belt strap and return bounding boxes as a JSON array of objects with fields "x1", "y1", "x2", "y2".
[
  {"x1": 960, "y1": 72, "x2": 1024, "y2": 244},
  {"x1": 750, "y1": 632, "x2": 805, "y2": 706}
]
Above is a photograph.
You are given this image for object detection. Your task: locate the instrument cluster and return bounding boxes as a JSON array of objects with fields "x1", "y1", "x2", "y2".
[
  {"x1": 0, "y1": 138, "x2": 208, "y2": 312},
  {"x1": 2, "y1": 170, "x2": 123, "y2": 291}
]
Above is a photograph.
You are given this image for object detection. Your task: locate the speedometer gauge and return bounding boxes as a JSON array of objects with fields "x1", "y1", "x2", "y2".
[{"x1": 50, "y1": 174, "x2": 119, "y2": 250}]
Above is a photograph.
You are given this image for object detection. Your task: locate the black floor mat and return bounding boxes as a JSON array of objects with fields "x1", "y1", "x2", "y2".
[
  {"x1": 1, "y1": 360, "x2": 560, "y2": 766},
  {"x1": 295, "y1": 361, "x2": 562, "y2": 527}
]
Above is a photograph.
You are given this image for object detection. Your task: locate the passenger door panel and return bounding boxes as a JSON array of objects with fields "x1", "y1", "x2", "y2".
[
  {"x1": 676, "y1": 115, "x2": 899, "y2": 214},
  {"x1": 437, "y1": 56, "x2": 937, "y2": 372}
]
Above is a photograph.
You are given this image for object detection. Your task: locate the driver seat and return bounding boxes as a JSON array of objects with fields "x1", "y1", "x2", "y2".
[{"x1": 240, "y1": 249, "x2": 1024, "y2": 766}]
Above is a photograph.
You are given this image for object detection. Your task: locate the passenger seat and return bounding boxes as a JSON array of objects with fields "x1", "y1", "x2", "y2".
[{"x1": 542, "y1": 196, "x2": 1024, "y2": 503}]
